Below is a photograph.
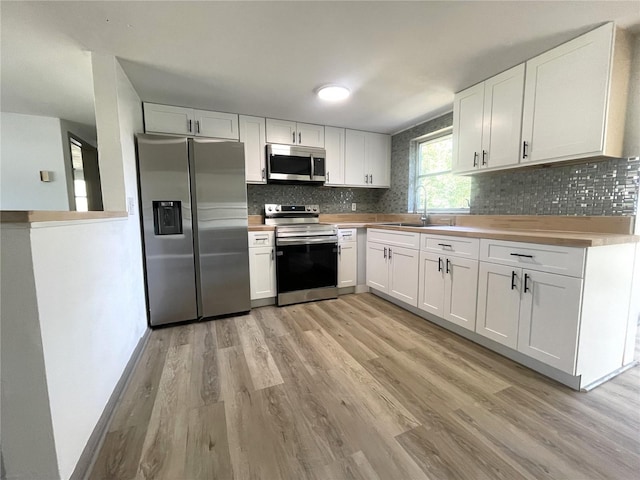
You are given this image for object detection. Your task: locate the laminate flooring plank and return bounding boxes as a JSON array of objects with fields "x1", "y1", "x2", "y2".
[
  {"x1": 346, "y1": 306, "x2": 424, "y2": 352},
  {"x1": 282, "y1": 303, "x2": 323, "y2": 331},
  {"x1": 340, "y1": 293, "x2": 388, "y2": 319},
  {"x1": 184, "y1": 402, "x2": 233, "y2": 480},
  {"x1": 304, "y1": 328, "x2": 420, "y2": 437},
  {"x1": 305, "y1": 302, "x2": 379, "y2": 363},
  {"x1": 252, "y1": 306, "x2": 289, "y2": 338},
  {"x1": 136, "y1": 343, "x2": 192, "y2": 480},
  {"x1": 188, "y1": 320, "x2": 220, "y2": 408},
  {"x1": 321, "y1": 301, "x2": 401, "y2": 358},
  {"x1": 273, "y1": 307, "x2": 325, "y2": 376},
  {"x1": 321, "y1": 451, "x2": 382, "y2": 480},
  {"x1": 236, "y1": 313, "x2": 284, "y2": 390},
  {"x1": 452, "y1": 403, "x2": 604, "y2": 480},
  {"x1": 170, "y1": 322, "x2": 195, "y2": 347},
  {"x1": 88, "y1": 426, "x2": 138, "y2": 480},
  {"x1": 396, "y1": 422, "x2": 533, "y2": 480},
  {"x1": 215, "y1": 317, "x2": 241, "y2": 349},
  {"x1": 266, "y1": 334, "x2": 357, "y2": 463},
  {"x1": 218, "y1": 346, "x2": 286, "y2": 480}
]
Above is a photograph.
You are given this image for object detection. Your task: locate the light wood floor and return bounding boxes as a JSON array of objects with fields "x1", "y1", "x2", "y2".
[{"x1": 89, "y1": 293, "x2": 640, "y2": 480}]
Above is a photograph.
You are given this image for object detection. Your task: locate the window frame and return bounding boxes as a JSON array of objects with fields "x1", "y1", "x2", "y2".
[{"x1": 410, "y1": 126, "x2": 470, "y2": 214}]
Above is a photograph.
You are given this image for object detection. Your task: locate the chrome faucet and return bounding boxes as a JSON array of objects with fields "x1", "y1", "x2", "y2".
[{"x1": 415, "y1": 184, "x2": 429, "y2": 226}]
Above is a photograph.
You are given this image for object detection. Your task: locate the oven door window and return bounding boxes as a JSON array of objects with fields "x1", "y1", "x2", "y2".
[
  {"x1": 270, "y1": 154, "x2": 312, "y2": 176},
  {"x1": 276, "y1": 243, "x2": 337, "y2": 293}
]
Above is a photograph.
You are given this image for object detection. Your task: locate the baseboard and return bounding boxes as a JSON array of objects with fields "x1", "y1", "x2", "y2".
[
  {"x1": 70, "y1": 328, "x2": 151, "y2": 480},
  {"x1": 355, "y1": 284, "x2": 370, "y2": 294},
  {"x1": 251, "y1": 297, "x2": 276, "y2": 308}
]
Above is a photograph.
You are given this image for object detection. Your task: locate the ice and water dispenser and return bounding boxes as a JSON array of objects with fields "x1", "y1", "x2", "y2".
[{"x1": 153, "y1": 201, "x2": 182, "y2": 235}]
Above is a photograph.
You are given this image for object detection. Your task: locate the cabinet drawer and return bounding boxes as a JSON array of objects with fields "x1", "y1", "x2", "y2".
[
  {"x1": 248, "y1": 231, "x2": 274, "y2": 247},
  {"x1": 338, "y1": 228, "x2": 357, "y2": 243},
  {"x1": 480, "y1": 239, "x2": 585, "y2": 277},
  {"x1": 368, "y1": 229, "x2": 420, "y2": 250},
  {"x1": 421, "y1": 234, "x2": 479, "y2": 259}
]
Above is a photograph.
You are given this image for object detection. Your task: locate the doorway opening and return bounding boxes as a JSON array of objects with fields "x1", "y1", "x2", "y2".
[{"x1": 68, "y1": 134, "x2": 103, "y2": 211}]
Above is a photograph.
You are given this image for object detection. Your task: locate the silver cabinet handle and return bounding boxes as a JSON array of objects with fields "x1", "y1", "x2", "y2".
[
  {"x1": 389, "y1": 248, "x2": 392, "y2": 260},
  {"x1": 196, "y1": 120, "x2": 200, "y2": 134},
  {"x1": 383, "y1": 247, "x2": 387, "y2": 259},
  {"x1": 298, "y1": 132, "x2": 302, "y2": 144},
  {"x1": 261, "y1": 167, "x2": 266, "y2": 180},
  {"x1": 292, "y1": 132, "x2": 296, "y2": 143},
  {"x1": 271, "y1": 248, "x2": 274, "y2": 260},
  {"x1": 338, "y1": 245, "x2": 342, "y2": 256},
  {"x1": 365, "y1": 174, "x2": 369, "y2": 184},
  {"x1": 188, "y1": 119, "x2": 192, "y2": 133},
  {"x1": 369, "y1": 174, "x2": 373, "y2": 184},
  {"x1": 327, "y1": 171, "x2": 330, "y2": 182}
]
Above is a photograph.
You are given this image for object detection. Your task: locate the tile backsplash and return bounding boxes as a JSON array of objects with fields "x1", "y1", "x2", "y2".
[
  {"x1": 246, "y1": 184, "x2": 384, "y2": 216},
  {"x1": 470, "y1": 157, "x2": 640, "y2": 216}
]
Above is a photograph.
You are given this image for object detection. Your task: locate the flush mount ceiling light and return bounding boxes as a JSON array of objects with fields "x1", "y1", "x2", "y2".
[{"x1": 317, "y1": 85, "x2": 350, "y2": 102}]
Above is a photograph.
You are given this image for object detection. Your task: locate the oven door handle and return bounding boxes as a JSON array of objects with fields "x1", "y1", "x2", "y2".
[{"x1": 277, "y1": 236, "x2": 338, "y2": 246}]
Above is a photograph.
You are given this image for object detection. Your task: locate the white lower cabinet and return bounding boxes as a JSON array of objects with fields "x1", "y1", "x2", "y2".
[
  {"x1": 366, "y1": 233, "x2": 419, "y2": 306},
  {"x1": 338, "y1": 229, "x2": 357, "y2": 287},
  {"x1": 418, "y1": 238, "x2": 479, "y2": 331},
  {"x1": 248, "y1": 232, "x2": 276, "y2": 300}
]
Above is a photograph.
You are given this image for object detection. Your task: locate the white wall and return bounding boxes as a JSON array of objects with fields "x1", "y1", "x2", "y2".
[
  {"x1": 0, "y1": 112, "x2": 70, "y2": 211},
  {"x1": 28, "y1": 54, "x2": 148, "y2": 480}
]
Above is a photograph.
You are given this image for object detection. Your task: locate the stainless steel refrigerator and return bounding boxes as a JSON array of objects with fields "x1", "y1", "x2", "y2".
[{"x1": 135, "y1": 133, "x2": 250, "y2": 327}]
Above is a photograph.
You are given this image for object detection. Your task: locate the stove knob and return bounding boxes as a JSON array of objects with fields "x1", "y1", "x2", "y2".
[
  {"x1": 306, "y1": 207, "x2": 311, "y2": 212},
  {"x1": 267, "y1": 206, "x2": 273, "y2": 212},
  {"x1": 275, "y1": 206, "x2": 281, "y2": 211},
  {"x1": 313, "y1": 207, "x2": 318, "y2": 212}
]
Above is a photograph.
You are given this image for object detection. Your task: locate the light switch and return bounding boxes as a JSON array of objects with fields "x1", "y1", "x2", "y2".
[{"x1": 39, "y1": 170, "x2": 52, "y2": 182}]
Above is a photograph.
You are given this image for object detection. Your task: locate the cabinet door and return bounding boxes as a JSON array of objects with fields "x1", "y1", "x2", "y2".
[
  {"x1": 296, "y1": 122, "x2": 325, "y2": 148},
  {"x1": 345, "y1": 129, "x2": 367, "y2": 186},
  {"x1": 481, "y1": 64, "x2": 525, "y2": 170},
  {"x1": 476, "y1": 262, "x2": 521, "y2": 349},
  {"x1": 325, "y1": 126, "x2": 345, "y2": 186},
  {"x1": 249, "y1": 246, "x2": 276, "y2": 300},
  {"x1": 452, "y1": 83, "x2": 484, "y2": 173},
  {"x1": 266, "y1": 118, "x2": 297, "y2": 144},
  {"x1": 194, "y1": 110, "x2": 239, "y2": 139},
  {"x1": 444, "y1": 256, "x2": 479, "y2": 331},
  {"x1": 338, "y1": 242, "x2": 357, "y2": 287},
  {"x1": 240, "y1": 115, "x2": 266, "y2": 183},
  {"x1": 418, "y1": 251, "x2": 445, "y2": 317},
  {"x1": 367, "y1": 132, "x2": 391, "y2": 187},
  {"x1": 518, "y1": 270, "x2": 582, "y2": 374},
  {"x1": 366, "y1": 242, "x2": 388, "y2": 292},
  {"x1": 143, "y1": 103, "x2": 194, "y2": 135},
  {"x1": 521, "y1": 24, "x2": 613, "y2": 164},
  {"x1": 388, "y1": 246, "x2": 419, "y2": 307}
]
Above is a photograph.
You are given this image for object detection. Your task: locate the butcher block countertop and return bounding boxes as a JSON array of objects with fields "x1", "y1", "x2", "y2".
[{"x1": 364, "y1": 224, "x2": 639, "y2": 248}]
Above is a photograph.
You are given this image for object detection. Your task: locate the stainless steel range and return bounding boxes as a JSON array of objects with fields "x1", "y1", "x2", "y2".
[{"x1": 265, "y1": 204, "x2": 338, "y2": 306}]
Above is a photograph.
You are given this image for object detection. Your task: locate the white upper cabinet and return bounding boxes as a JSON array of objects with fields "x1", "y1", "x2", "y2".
[
  {"x1": 194, "y1": 109, "x2": 239, "y2": 139},
  {"x1": 521, "y1": 23, "x2": 629, "y2": 164},
  {"x1": 344, "y1": 130, "x2": 391, "y2": 188},
  {"x1": 144, "y1": 103, "x2": 195, "y2": 136},
  {"x1": 453, "y1": 64, "x2": 524, "y2": 174},
  {"x1": 325, "y1": 126, "x2": 345, "y2": 186},
  {"x1": 265, "y1": 119, "x2": 324, "y2": 147},
  {"x1": 143, "y1": 103, "x2": 239, "y2": 140},
  {"x1": 239, "y1": 115, "x2": 267, "y2": 184}
]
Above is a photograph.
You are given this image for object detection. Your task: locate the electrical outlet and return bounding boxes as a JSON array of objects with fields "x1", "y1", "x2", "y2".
[{"x1": 351, "y1": 203, "x2": 357, "y2": 211}]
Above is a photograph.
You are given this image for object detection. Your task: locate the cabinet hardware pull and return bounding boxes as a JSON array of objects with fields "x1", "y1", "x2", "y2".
[
  {"x1": 510, "y1": 253, "x2": 534, "y2": 258},
  {"x1": 292, "y1": 132, "x2": 296, "y2": 143},
  {"x1": 511, "y1": 271, "x2": 517, "y2": 290},
  {"x1": 196, "y1": 120, "x2": 200, "y2": 134},
  {"x1": 482, "y1": 150, "x2": 487, "y2": 165},
  {"x1": 327, "y1": 171, "x2": 330, "y2": 182},
  {"x1": 524, "y1": 273, "x2": 531, "y2": 293},
  {"x1": 438, "y1": 257, "x2": 443, "y2": 272},
  {"x1": 437, "y1": 243, "x2": 452, "y2": 248},
  {"x1": 389, "y1": 248, "x2": 393, "y2": 260},
  {"x1": 365, "y1": 174, "x2": 369, "y2": 184},
  {"x1": 338, "y1": 245, "x2": 341, "y2": 256},
  {"x1": 188, "y1": 119, "x2": 192, "y2": 133},
  {"x1": 383, "y1": 247, "x2": 387, "y2": 259},
  {"x1": 446, "y1": 258, "x2": 451, "y2": 274},
  {"x1": 261, "y1": 167, "x2": 266, "y2": 180},
  {"x1": 473, "y1": 152, "x2": 478, "y2": 167},
  {"x1": 522, "y1": 141, "x2": 528, "y2": 159},
  {"x1": 370, "y1": 174, "x2": 373, "y2": 184},
  {"x1": 271, "y1": 248, "x2": 274, "y2": 260},
  {"x1": 298, "y1": 132, "x2": 302, "y2": 144}
]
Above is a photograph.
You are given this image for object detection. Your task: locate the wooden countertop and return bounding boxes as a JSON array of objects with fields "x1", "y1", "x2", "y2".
[
  {"x1": 1, "y1": 210, "x2": 128, "y2": 223},
  {"x1": 248, "y1": 225, "x2": 275, "y2": 232},
  {"x1": 365, "y1": 225, "x2": 639, "y2": 247}
]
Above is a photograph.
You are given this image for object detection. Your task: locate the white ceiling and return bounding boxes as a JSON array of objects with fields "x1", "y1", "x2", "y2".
[{"x1": 2, "y1": 1, "x2": 639, "y2": 134}]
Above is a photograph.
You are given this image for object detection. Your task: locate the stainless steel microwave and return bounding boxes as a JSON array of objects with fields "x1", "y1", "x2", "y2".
[{"x1": 266, "y1": 144, "x2": 326, "y2": 184}]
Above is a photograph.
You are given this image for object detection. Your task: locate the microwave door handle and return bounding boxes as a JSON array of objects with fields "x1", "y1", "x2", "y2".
[{"x1": 310, "y1": 156, "x2": 314, "y2": 180}]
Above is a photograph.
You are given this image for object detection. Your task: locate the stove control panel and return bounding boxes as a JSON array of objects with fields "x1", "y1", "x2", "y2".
[{"x1": 265, "y1": 204, "x2": 320, "y2": 216}]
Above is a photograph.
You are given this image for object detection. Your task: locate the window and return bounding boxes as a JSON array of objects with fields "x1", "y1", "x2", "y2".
[{"x1": 413, "y1": 131, "x2": 470, "y2": 212}]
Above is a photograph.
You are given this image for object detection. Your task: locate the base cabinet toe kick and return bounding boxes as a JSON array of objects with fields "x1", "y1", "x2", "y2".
[{"x1": 366, "y1": 229, "x2": 640, "y2": 391}]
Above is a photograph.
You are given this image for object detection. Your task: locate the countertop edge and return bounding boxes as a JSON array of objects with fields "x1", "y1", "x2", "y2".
[{"x1": 1, "y1": 210, "x2": 129, "y2": 223}]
